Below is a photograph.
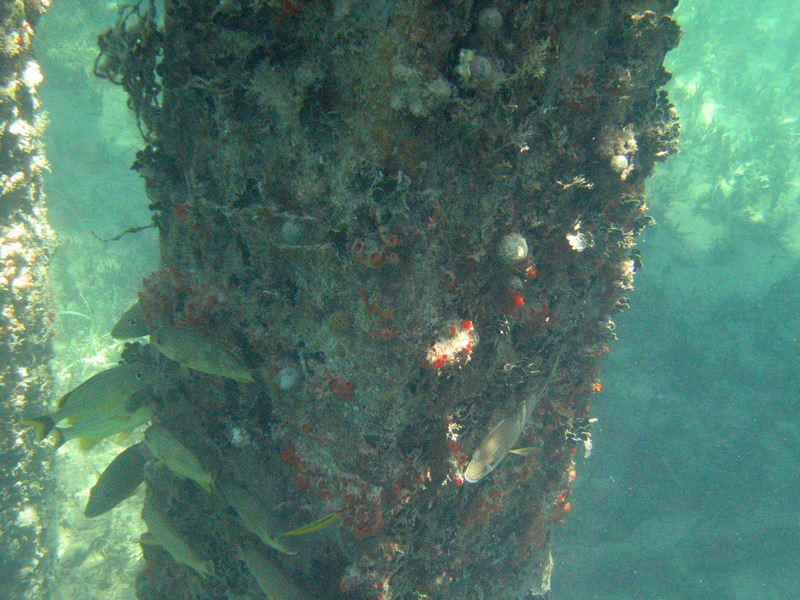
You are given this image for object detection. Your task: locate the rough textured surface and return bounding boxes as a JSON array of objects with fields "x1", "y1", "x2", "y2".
[
  {"x1": 0, "y1": 0, "x2": 55, "y2": 598},
  {"x1": 98, "y1": 1, "x2": 680, "y2": 598}
]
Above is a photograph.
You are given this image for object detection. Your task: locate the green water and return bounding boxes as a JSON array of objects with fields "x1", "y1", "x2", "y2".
[
  {"x1": 36, "y1": 2, "x2": 156, "y2": 598},
  {"x1": 31, "y1": 0, "x2": 799, "y2": 598}
]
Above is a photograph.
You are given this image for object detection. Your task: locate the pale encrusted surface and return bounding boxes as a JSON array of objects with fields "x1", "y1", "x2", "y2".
[{"x1": 0, "y1": 1, "x2": 55, "y2": 598}]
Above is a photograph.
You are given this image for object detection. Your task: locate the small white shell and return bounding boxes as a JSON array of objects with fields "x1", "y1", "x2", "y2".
[
  {"x1": 610, "y1": 154, "x2": 629, "y2": 175},
  {"x1": 498, "y1": 233, "x2": 528, "y2": 264}
]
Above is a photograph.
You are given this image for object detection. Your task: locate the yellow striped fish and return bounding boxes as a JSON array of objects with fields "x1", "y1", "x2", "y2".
[
  {"x1": 465, "y1": 345, "x2": 565, "y2": 483},
  {"x1": 144, "y1": 424, "x2": 214, "y2": 492},
  {"x1": 21, "y1": 362, "x2": 156, "y2": 441},
  {"x1": 150, "y1": 326, "x2": 254, "y2": 383},
  {"x1": 218, "y1": 479, "x2": 297, "y2": 555},
  {"x1": 51, "y1": 403, "x2": 153, "y2": 450},
  {"x1": 239, "y1": 543, "x2": 311, "y2": 600},
  {"x1": 141, "y1": 500, "x2": 216, "y2": 580},
  {"x1": 84, "y1": 442, "x2": 148, "y2": 518}
]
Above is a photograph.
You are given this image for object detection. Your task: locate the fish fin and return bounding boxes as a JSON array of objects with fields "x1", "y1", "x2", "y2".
[
  {"x1": 264, "y1": 537, "x2": 298, "y2": 555},
  {"x1": 20, "y1": 416, "x2": 55, "y2": 442},
  {"x1": 232, "y1": 370, "x2": 255, "y2": 384},
  {"x1": 200, "y1": 480, "x2": 214, "y2": 494},
  {"x1": 280, "y1": 512, "x2": 342, "y2": 538},
  {"x1": 251, "y1": 367, "x2": 269, "y2": 388},
  {"x1": 51, "y1": 428, "x2": 66, "y2": 450},
  {"x1": 252, "y1": 367, "x2": 280, "y2": 395},
  {"x1": 138, "y1": 532, "x2": 157, "y2": 546},
  {"x1": 201, "y1": 560, "x2": 218, "y2": 580},
  {"x1": 79, "y1": 437, "x2": 103, "y2": 451}
]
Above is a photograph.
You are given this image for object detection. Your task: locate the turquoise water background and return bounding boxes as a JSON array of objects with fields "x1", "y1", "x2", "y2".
[{"x1": 34, "y1": 0, "x2": 798, "y2": 598}]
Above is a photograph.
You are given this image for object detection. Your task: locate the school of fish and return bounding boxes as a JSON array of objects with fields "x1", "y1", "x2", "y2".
[{"x1": 19, "y1": 301, "x2": 333, "y2": 597}]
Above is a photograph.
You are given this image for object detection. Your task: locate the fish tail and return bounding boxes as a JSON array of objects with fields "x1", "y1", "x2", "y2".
[
  {"x1": 202, "y1": 560, "x2": 218, "y2": 580},
  {"x1": 280, "y1": 512, "x2": 342, "y2": 538},
  {"x1": 51, "y1": 428, "x2": 66, "y2": 450},
  {"x1": 251, "y1": 367, "x2": 270, "y2": 388},
  {"x1": 20, "y1": 416, "x2": 55, "y2": 442}
]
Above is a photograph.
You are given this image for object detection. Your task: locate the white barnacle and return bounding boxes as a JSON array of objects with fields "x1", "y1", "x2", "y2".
[{"x1": 498, "y1": 233, "x2": 528, "y2": 264}]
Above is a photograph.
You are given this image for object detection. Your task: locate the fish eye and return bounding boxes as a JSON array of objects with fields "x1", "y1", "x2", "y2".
[
  {"x1": 129, "y1": 318, "x2": 138, "y2": 326},
  {"x1": 135, "y1": 372, "x2": 144, "y2": 380}
]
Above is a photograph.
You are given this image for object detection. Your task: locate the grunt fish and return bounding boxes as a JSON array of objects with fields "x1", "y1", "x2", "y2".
[
  {"x1": 465, "y1": 345, "x2": 565, "y2": 483},
  {"x1": 141, "y1": 499, "x2": 216, "y2": 580},
  {"x1": 150, "y1": 326, "x2": 254, "y2": 383},
  {"x1": 145, "y1": 424, "x2": 214, "y2": 492},
  {"x1": 51, "y1": 403, "x2": 153, "y2": 451},
  {"x1": 21, "y1": 362, "x2": 156, "y2": 442},
  {"x1": 218, "y1": 479, "x2": 297, "y2": 555},
  {"x1": 239, "y1": 542, "x2": 312, "y2": 600},
  {"x1": 111, "y1": 301, "x2": 149, "y2": 339},
  {"x1": 85, "y1": 442, "x2": 149, "y2": 518}
]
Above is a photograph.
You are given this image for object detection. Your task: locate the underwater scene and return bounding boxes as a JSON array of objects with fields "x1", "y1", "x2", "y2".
[{"x1": 1, "y1": 0, "x2": 797, "y2": 598}]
